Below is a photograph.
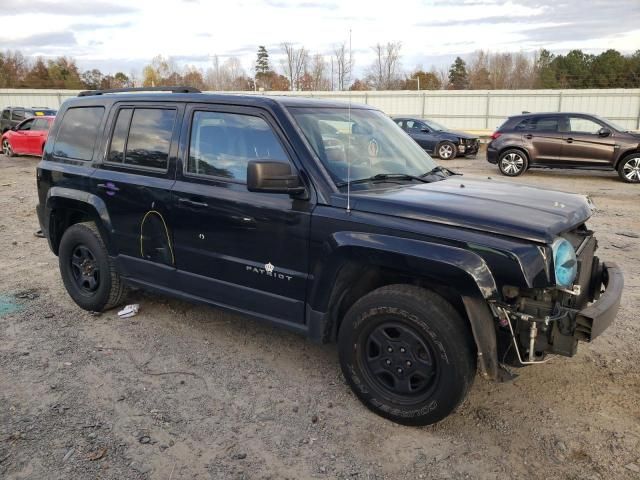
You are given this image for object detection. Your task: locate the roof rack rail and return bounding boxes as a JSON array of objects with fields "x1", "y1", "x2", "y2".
[{"x1": 78, "y1": 86, "x2": 201, "y2": 97}]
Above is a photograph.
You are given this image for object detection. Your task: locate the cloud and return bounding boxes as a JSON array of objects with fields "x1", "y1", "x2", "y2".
[
  {"x1": 0, "y1": 31, "x2": 77, "y2": 49},
  {"x1": 0, "y1": 0, "x2": 137, "y2": 15},
  {"x1": 69, "y1": 21, "x2": 134, "y2": 31},
  {"x1": 263, "y1": 0, "x2": 338, "y2": 8}
]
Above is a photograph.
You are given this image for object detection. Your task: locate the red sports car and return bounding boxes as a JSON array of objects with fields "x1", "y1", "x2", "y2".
[{"x1": 1, "y1": 115, "x2": 54, "y2": 157}]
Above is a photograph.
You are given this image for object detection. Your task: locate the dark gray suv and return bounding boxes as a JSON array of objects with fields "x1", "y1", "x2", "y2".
[{"x1": 487, "y1": 112, "x2": 640, "y2": 183}]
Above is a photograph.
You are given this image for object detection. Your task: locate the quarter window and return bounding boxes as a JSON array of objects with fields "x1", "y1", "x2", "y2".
[
  {"x1": 53, "y1": 107, "x2": 104, "y2": 161},
  {"x1": 107, "y1": 108, "x2": 175, "y2": 170},
  {"x1": 187, "y1": 111, "x2": 289, "y2": 181},
  {"x1": 569, "y1": 117, "x2": 602, "y2": 134}
]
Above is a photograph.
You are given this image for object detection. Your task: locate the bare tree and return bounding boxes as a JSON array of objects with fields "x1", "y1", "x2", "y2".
[
  {"x1": 367, "y1": 42, "x2": 403, "y2": 90},
  {"x1": 281, "y1": 42, "x2": 308, "y2": 91},
  {"x1": 205, "y1": 55, "x2": 249, "y2": 90},
  {"x1": 308, "y1": 54, "x2": 330, "y2": 90},
  {"x1": 468, "y1": 50, "x2": 492, "y2": 89},
  {"x1": 332, "y1": 42, "x2": 353, "y2": 90},
  {"x1": 511, "y1": 51, "x2": 535, "y2": 89}
]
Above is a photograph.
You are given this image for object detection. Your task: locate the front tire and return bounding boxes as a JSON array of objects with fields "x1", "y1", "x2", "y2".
[
  {"x1": 59, "y1": 222, "x2": 126, "y2": 311},
  {"x1": 618, "y1": 154, "x2": 640, "y2": 183},
  {"x1": 2, "y1": 139, "x2": 15, "y2": 157},
  {"x1": 498, "y1": 149, "x2": 528, "y2": 176},
  {"x1": 338, "y1": 285, "x2": 476, "y2": 426},
  {"x1": 436, "y1": 141, "x2": 457, "y2": 160}
]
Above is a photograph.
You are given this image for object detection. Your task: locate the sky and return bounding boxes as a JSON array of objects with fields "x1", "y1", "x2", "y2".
[{"x1": 0, "y1": 0, "x2": 639, "y2": 77}]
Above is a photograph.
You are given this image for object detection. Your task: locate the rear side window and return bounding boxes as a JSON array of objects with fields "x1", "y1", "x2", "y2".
[
  {"x1": 53, "y1": 107, "x2": 104, "y2": 161},
  {"x1": 187, "y1": 111, "x2": 289, "y2": 181},
  {"x1": 515, "y1": 116, "x2": 559, "y2": 132},
  {"x1": 107, "y1": 108, "x2": 175, "y2": 170},
  {"x1": 1, "y1": 110, "x2": 9, "y2": 120}
]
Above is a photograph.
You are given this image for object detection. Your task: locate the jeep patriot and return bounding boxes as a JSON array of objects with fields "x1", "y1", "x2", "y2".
[{"x1": 36, "y1": 87, "x2": 624, "y2": 425}]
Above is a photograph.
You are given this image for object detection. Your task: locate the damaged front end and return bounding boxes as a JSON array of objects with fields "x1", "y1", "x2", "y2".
[{"x1": 493, "y1": 228, "x2": 624, "y2": 366}]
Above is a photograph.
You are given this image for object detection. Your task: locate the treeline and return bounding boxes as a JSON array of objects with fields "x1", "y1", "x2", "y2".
[{"x1": 1, "y1": 46, "x2": 639, "y2": 92}]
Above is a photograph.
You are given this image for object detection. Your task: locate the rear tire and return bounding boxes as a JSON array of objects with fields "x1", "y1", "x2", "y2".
[
  {"x1": 617, "y1": 154, "x2": 640, "y2": 183},
  {"x1": 59, "y1": 222, "x2": 126, "y2": 311},
  {"x1": 498, "y1": 149, "x2": 528, "y2": 176},
  {"x1": 338, "y1": 285, "x2": 476, "y2": 426},
  {"x1": 436, "y1": 141, "x2": 457, "y2": 160}
]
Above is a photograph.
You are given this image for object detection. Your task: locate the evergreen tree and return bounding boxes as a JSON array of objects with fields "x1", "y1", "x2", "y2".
[
  {"x1": 448, "y1": 57, "x2": 469, "y2": 89},
  {"x1": 255, "y1": 46, "x2": 270, "y2": 74}
]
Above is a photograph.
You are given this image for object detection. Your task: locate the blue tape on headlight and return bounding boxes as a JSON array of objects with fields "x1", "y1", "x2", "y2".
[{"x1": 552, "y1": 238, "x2": 577, "y2": 287}]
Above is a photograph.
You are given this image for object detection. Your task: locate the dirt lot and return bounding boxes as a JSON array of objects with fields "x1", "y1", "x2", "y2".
[{"x1": 0, "y1": 151, "x2": 639, "y2": 480}]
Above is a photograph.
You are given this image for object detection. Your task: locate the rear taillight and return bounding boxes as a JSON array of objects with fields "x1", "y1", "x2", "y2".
[{"x1": 490, "y1": 131, "x2": 502, "y2": 140}]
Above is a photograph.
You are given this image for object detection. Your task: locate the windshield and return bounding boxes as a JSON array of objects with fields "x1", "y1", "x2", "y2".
[
  {"x1": 423, "y1": 119, "x2": 447, "y2": 131},
  {"x1": 290, "y1": 107, "x2": 438, "y2": 187}
]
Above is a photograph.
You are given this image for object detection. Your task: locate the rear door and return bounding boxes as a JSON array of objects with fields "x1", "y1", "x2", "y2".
[
  {"x1": 170, "y1": 104, "x2": 312, "y2": 324},
  {"x1": 91, "y1": 103, "x2": 183, "y2": 287},
  {"x1": 11, "y1": 108, "x2": 25, "y2": 129},
  {"x1": 563, "y1": 115, "x2": 616, "y2": 167},
  {"x1": 519, "y1": 115, "x2": 564, "y2": 164}
]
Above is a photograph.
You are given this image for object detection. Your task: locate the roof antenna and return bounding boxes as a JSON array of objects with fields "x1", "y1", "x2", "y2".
[{"x1": 346, "y1": 28, "x2": 353, "y2": 214}]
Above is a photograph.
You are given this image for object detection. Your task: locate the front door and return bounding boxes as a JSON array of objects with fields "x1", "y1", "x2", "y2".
[
  {"x1": 91, "y1": 103, "x2": 183, "y2": 286},
  {"x1": 171, "y1": 105, "x2": 313, "y2": 325},
  {"x1": 11, "y1": 118, "x2": 35, "y2": 153},
  {"x1": 562, "y1": 116, "x2": 617, "y2": 167},
  {"x1": 405, "y1": 120, "x2": 438, "y2": 153},
  {"x1": 27, "y1": 118, "x2": 50, "y2": 155}
]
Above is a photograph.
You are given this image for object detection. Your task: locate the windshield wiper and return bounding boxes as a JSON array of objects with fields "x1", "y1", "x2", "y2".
[
  {"x1": 420, "y1": 165, "x2": 460, "y2": 177},
  {"x1": 336, "y1": 173, "x2": 428, "y2": 187}
]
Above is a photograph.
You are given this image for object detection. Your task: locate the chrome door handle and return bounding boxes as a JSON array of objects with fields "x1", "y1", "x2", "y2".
[
  {"x1": 97, "y1": 183, "x2": 120, "y2": 191},
  {"x1": 178, "y1": 197, "x2": 208, "y2": 208}
]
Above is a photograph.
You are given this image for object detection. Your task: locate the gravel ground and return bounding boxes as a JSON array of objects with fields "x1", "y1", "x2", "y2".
[{"x1": 1, "y1": 151, "x2": 639, "y2": 480}]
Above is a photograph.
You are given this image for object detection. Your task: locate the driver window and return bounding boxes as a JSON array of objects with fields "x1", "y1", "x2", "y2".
[
  {"x1": 187, "y1": 111, "x2": 289, "y2": 182},
  {"x1": 569, "y1": 117, "x2": 602, "y2": 135},
  {"x1": 18, "y1": 119, "x2": 34, "y2": 131}
]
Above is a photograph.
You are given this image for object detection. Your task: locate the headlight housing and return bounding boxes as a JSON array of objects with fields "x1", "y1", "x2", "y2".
[{"x1": 552, "y1": 238, "x2": 577, "y2": 287}]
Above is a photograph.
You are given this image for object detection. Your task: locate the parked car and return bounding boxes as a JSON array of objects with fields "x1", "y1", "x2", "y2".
[
  {"x1": 1, "y1": 107, "x2": 57, "y2": 133},
  {"x1": 487, "y1": 112, "x2": 640, "y2": 183},
  {"x1": 36, "y1": 87, "x2": 623, "y2": 426},
  {"x1": 1, "y1": 115, "x2": 55, "y2": 157},
  {"x1": 393, "y1": 117, "x2": 480, "y2": 159}
]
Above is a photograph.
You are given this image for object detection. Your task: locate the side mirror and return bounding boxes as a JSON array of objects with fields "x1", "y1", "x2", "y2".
[
  {"x1": 11, "y1": 126, "x2": 17, "y2": 131},
  {"x1": 598, "y1": 127, "x2": 611, "y2": 137},
  {"x1": 247, "y1": 161, "x2": 305, "y2": 195}
]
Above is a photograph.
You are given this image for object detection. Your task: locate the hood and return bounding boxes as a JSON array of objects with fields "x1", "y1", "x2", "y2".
[
  {"x1": 443, "y1": 129, "x2": 477, "y2": 140},
  {"x1": 342, "y1": 177, "x2": 593, "y2": 243}
]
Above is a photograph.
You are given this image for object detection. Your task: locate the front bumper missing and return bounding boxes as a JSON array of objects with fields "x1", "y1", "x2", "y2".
[
  {"x1": 575, "y1": 262, "x2": 623, "y2": 341},
  {"x1": 496, "y1": 261, "x2": 623, "y2": 365}
]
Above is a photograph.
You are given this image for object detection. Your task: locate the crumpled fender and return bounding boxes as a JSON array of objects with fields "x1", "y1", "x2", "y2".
[{"x1": 309, "y1": 231, "x2": 502, "y2": 380}]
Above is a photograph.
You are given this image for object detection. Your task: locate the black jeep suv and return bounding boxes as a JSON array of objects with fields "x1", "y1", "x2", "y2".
[
  {"x1": 36, "y1": 87, "x2": 624, "y2": 425},
  {"x1": 487, "y1": 112, "x2": 640, "y2": 183}
]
